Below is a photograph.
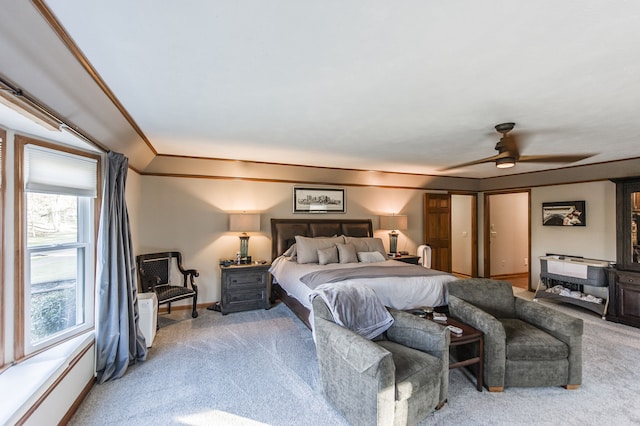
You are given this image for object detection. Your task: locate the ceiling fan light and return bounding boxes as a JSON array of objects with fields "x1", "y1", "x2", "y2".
[{"x1": 496, "y1": 157, "x2": 516, "y2": 169}]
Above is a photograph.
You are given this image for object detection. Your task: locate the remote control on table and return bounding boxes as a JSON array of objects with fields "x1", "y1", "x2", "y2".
[{"x1": 447, "y1": 325, "x2": 463, "y2": 335}]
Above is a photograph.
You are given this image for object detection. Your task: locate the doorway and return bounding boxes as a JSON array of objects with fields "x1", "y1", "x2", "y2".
[
  {"x1": 484, "y1": 191, "x2": 531, "y2": 290},
  {"x1": 423, "y1": 192, "x2": 477, "y2": 276}
]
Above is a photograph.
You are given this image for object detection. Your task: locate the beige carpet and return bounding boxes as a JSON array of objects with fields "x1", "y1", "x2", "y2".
[{"x1": 69, "y1": 290, "x2": 640, "y2": 425}]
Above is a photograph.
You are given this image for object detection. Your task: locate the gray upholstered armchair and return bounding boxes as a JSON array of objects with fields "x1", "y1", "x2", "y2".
[
  {"x1": 311, "y1": 295, "x2": 449, "y2": 426},
  {"x1": 447, "y1": 278, "x2": 583, "y2": 392}
]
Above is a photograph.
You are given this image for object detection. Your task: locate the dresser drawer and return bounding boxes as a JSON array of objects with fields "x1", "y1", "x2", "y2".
[
  {"x1": 224, "y1": 271, "x2": 267, "y2": 289},
  {"x1": 617, "y1": 272, "x2": 640, "y2": 286},
  {"x1": 225, "y1": 288, "x2": 267, "y2": 305}
]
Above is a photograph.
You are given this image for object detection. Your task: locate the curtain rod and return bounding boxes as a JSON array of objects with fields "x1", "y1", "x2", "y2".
[{"x1": 0, "y1": 75, "x2": 107, "y2": 152}]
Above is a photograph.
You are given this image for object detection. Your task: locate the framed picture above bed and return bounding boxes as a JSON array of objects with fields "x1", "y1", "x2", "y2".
[{"x1": 293, "y1": 187, "x2": 346, "y2": 213}]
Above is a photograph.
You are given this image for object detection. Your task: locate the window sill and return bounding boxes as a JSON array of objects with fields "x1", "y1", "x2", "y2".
[{"x1": 0, "y1": 331, "x2": 94, "y2": 425}]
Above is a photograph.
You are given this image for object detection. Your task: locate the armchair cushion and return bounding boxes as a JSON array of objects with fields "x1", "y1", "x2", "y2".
[
  {"x1": 377, "y1": 340, "x2": 443, "y2": 402},
  {"x1": 499, "y1": 318, "x2": 569, "y2": 361}
]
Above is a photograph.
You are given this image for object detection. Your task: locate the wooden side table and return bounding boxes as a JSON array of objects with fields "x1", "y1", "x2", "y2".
[
  {"x1": 432, "y1": 316, "x2": 484, "y2": 391},
  {"x1": 391, "y1": 254, "x2": 421, "y2": 265},
  {"x1": 219, "y1": 263, "x2": 271, "y2": 315}
]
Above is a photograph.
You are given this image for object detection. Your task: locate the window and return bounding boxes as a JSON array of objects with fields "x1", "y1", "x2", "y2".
[{"x1": 16, "y1": 138, "x2": 100, "y2": 358}]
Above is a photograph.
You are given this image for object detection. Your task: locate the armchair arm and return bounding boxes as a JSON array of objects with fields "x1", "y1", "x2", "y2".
[
  {"x1": 313, "y1": 317, "x2": 395, "y2": 425},
  {"x1": 515, "y1": 297, "x2": 583, "y2": 339},
  {"x1": 181, "y1": 269, "x2": 199, "y2": 292},
  {"x1": 448, "y1": 295, "x2": 507, "y2": 389},
  {"x1": 515, "y1": 297, "x2": 583, "y2": 385},
  {"x1": 386, "y1": 308, "x2": 450, "y2": 403},
  {"x1": 385, "y1": 309, "x2": 449, "y2": 358},
  {"x1": 314, "y1": 317, "x2": 392, "y2": 376}
]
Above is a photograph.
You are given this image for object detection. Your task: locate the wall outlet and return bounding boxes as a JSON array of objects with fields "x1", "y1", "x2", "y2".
[{"x1": 524, "y1": 257, "x2": 528, "y2": 266}]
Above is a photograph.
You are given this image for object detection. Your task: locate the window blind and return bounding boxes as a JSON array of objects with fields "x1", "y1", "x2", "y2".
[{"x1": 24, "y1": 144, "x2": 97, "y2": 197}]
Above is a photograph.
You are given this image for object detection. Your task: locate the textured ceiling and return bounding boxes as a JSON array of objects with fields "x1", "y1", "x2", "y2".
[{"x1": 8, "y1": 1, "x2": 640, "y2": 178}]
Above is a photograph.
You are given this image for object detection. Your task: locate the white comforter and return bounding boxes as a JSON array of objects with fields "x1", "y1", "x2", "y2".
[{"x1": 269, "y1": 256, "x2": 456, "y2": 310}]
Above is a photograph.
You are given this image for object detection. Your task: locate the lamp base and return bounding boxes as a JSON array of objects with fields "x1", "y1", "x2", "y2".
[
  {"x1": 239, "y1": 234, "x2": 250, "y2": 258},
  {"x1": 389, "y1": 231, "x2": 399, "y2": 255}
]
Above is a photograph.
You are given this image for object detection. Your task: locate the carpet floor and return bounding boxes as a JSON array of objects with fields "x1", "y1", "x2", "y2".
[{"x1": 70, "y1": 290, "x2": 640, "y2": 425}]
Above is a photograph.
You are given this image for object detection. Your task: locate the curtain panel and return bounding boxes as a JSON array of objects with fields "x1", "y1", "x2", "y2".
[{"x1": 95, "y1": 151, "x2": 146, "y2": 383}]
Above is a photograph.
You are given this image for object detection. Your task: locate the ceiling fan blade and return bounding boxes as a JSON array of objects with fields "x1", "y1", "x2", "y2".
[
  {"x1": 439, "y1": 154, "x2": 502, "y2": 171},
  {"x1": 518, "y1": 154, "x2": 595, "y2": 164},
  {"x1": 501, "y1": 134, "x2": 521, "y2": 157}
]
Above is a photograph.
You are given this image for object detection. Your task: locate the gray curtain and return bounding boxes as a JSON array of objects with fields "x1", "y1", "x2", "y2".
[{"x1": 95, "y1": 151, "x2": 147, "y2": 383}]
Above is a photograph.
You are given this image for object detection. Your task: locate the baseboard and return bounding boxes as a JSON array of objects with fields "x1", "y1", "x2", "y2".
[{"x1": 490, "y1": 272, "x2": 528, "y2": 280}]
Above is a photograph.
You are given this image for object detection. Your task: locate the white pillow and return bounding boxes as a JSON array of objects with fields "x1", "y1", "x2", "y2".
[
  {"x1": 318, "y1": 246, "x2": 339, "y2": 265},
  {"x1": 295, "y1": 235, "x2": 345, "y2": 264},
  {"x1": 357, "y1": 251, "x2": 387, "y2": 263}
]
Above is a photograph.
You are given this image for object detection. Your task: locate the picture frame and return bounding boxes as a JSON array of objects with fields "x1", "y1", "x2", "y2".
[
  {"x1": 293, "y1": 187, "x2": 345, "y2": 213},
  {"x1": 542, "y1": 201, "x2": 586, "y2": 226}
]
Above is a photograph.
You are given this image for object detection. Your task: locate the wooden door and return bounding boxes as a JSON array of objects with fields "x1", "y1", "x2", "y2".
[{"x1": 423, "y1": 193, "x2": 452, "y2": 272}]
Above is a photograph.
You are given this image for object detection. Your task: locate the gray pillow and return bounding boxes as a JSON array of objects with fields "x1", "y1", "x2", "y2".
[
  {"x1": 337, "y1": 243, "x2": 358, "y2": 264},
  {"x1": 357, "y1": 251, "x2": 387, "y2": 263},
  {"x1": 295, "y1": 235, "x2": 345, "y2": 264},
  {"x1": 318, "y1": 246, "x2": 339, "y2": 265},
  {"x1": 344, "y1": 237, "x2": 387, "y2": 259}
]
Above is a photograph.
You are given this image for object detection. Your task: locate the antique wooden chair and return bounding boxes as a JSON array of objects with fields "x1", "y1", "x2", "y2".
[{"x1": 136, "y1": 252, "x2": 199, "y2": 319}]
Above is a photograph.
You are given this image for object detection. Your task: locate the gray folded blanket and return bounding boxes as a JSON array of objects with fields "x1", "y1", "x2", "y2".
[
  {"x1": 301, "y1": 264, "x2": 449, "y2": 288},
  {"x1": 310, "y1": 283, "x2": 394, "y2": 339}
]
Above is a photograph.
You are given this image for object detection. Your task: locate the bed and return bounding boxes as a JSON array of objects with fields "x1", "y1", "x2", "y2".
[{"x1": 270, "y1": 218, "x2": 456, "y2": 328}]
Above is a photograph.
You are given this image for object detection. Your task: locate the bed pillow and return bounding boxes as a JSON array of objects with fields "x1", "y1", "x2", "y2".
[
  {"x1": 295, "y1": 235, "x2": 345, "y2": 264},
  {"x1": 283, "y1": 244, "x2": 297, "y2": 260},
  {"x1": 337, "y1": 243, "x2": 358, "y2": 264},
  {"x1": 344, "y1": 237, "x2": 387, "y2": 259},
  {"x1": 318, "y1": 246, "x2": 339, "y2": 265},
  {"x1": 357, "y1": 251, "x2": 387, "y2": 263}
]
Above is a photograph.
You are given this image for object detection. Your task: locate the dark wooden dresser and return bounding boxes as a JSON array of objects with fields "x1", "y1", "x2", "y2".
[
  {"x1": 607, "y1": 269, "x2": 640, "y2": 327},
  {"x1": 220, "y1": 263, "x2": 271, "y2": 315},
  {"x1": 609, "y1": 177, "x2": 640, "y2": 327}
]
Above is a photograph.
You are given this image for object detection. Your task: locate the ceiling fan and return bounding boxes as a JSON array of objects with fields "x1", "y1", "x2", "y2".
[{"x1": 441, "y1": 122, "x2": 594, "y2": 170}]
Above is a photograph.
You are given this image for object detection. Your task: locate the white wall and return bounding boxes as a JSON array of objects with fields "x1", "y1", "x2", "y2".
[
  {"x1": 451, "y1": 195, "x2": 473, "y2": 275},
  {"x1": 137, "y1": 176, "x2": 430, "y2": 305},
  {"x1": 126, "y1": 168, "x2": 143, "y2": 254},
  {"x1": 530, "y1": 181, "x2": 617, "y2": 286}
]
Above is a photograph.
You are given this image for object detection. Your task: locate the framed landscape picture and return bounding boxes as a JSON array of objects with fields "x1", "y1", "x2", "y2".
[
  {"x1": 293, "y1": 187, "x2": 345, "y2": 213},
  {"x1": 542, "y1": 201, "x2": 586, "y2": 226}
]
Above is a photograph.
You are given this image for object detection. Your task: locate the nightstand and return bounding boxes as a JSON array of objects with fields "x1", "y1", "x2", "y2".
[
  {"x1": 220, "y1": 263, "x2": 271, "y2": 315},
  {"x1": 391, "y1": 254, "x2": 421, "y2": 265}
]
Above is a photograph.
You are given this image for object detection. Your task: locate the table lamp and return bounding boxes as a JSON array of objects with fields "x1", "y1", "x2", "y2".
[
  {"x1": 229, "y1": 213, "x2": 261, "y2": 261},
  {"x1": 380, "y1": 214, "x2": 408, "y2": 255}
]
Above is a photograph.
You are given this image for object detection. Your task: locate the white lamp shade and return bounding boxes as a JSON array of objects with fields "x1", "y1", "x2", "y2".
[
  {"x1": 380, "y1": 215, "x2": 408, "y2": 231},
  {"x1": 229, "y1": 214, "x2": 261, "y2": 232}
]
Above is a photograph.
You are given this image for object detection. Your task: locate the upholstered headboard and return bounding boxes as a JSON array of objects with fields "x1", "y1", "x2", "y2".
[{"x1": 270, "y1": 218, "x2": 374, "y2": 260}]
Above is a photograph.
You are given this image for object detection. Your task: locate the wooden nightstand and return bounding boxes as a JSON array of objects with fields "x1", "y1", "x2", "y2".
[
  {"x1": 391, "y1": 254, "x2": 421, "y2": 265},
  {"x1": 220, "y1": 263, "x2": 271, "y2": 315}
]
